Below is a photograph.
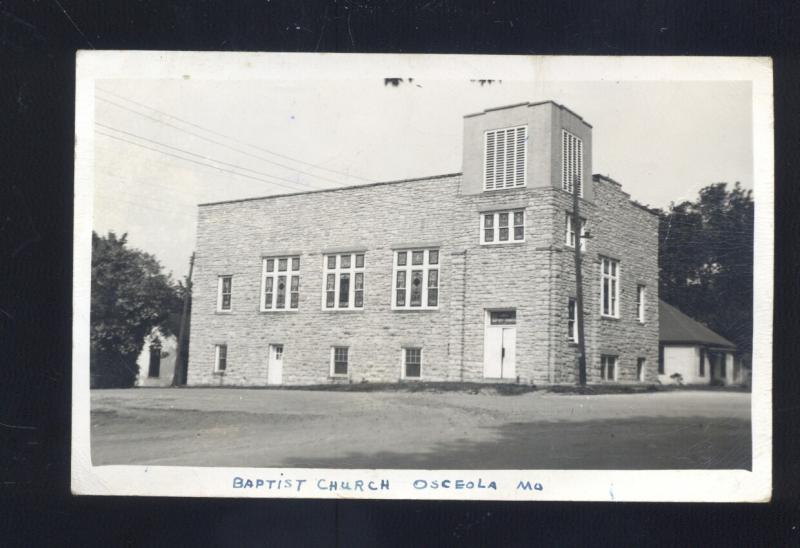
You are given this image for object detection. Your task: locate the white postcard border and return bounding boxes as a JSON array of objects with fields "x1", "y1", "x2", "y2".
[{"x1": 72, "y1": 52, "x2": 773, "y2": 502}]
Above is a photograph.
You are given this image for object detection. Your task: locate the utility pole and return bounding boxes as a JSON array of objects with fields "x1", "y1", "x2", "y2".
[
  {"x1": 572, "y1": 177, "x2": 588, "y2": 386},
  {"x1": 172, "y1": 252, "x2": 195, "y2": 386}
]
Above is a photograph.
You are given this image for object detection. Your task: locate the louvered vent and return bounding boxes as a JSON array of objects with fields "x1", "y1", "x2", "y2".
[
  {"x1": 561, "y1": 130, "x2": 583, "y2": 196},
  {"x1": 484, "y1": 125, "x2": 527, "y2": 190}
]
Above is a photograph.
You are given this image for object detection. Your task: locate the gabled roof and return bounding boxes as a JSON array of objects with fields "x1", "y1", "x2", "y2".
[{"x1": 659, "y1": 300, "x2": 736, "y2": 349}]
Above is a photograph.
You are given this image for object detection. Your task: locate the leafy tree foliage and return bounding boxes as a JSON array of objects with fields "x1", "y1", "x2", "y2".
[
  {"x1": 91, "y1": 231, "x2": 182, "y2": 388},
  {"x1": 658, "y1": 183, "x2": 754, "y2": 354}
]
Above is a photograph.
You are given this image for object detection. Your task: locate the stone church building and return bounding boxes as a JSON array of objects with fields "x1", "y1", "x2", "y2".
[{"x1": 187, "y1": 101, "x2": 659, "y2": 386}]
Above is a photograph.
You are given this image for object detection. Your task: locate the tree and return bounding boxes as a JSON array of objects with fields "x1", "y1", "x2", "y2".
[
  {"x1": 658, "y1": 182, "x2": 754, "y2": 354},
  {"x1": 90, "y1": 231, "x2": 182, "y2": 388}
]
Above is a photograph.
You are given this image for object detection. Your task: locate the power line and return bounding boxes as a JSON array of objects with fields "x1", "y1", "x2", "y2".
[
  {"x1": 96, "y1": 121, "x2": 321, "y2": 191},
  {"x1": 95, "y1": 130, "x2": 312, "y2": 193},
  {"x1": 96, "y1": 95, "x2": 357, "y2": 188},
  {"x1": 95, "y1": 128, "x2": 452, "y2": 215},
  {"x1": 96, "y1": 87, "x2": 375, "y2": 184}
]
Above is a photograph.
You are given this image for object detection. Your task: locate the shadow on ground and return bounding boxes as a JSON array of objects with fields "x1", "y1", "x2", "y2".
[{"x1": 280, "y1": 415, "x2": 751, "y2": 470}]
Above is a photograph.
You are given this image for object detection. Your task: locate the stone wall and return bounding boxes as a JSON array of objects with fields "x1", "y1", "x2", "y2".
[
  {"x1": 187, "y1": 173, "x2": 659, "y2": 386},
  {"x1": 549, "y1": 176, "x2": 660, "y2": 384}
]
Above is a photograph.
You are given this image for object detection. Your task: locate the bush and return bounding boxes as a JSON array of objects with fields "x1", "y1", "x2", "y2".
[{"x1": 669, "y1": 373, "x2": 684, "y2": 386}]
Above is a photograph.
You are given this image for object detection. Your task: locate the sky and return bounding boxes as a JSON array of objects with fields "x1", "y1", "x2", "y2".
[{"x1": 93, "y1": 78, "x2": 753, "y2": 279}]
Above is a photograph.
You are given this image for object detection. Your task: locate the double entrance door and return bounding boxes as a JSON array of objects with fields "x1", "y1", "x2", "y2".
[{"x1": 483, "y1": 309, "x2": 517, "y2": 380}]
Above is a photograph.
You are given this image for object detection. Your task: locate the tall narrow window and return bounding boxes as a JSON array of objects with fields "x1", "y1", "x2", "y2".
[
  {"x1": 699, "y1": 348, "x2": 706, "y2": 377},
  {"x1": 484, "y1": 125, "x2": 527, "y2": 190},
  {"x1": 637, "y1": 285, "x2": 646, "y2": 322},
  {"x1": 403, "y1": 347, "x2": 422, "y2": 379},
  {"x1": 561, "y1": 130, "x2": 584, "y2": 196},
  {"x1": 481, "y1": 210, "x2": 525, "y2": 244},
  {"x1": 393, "y1": 249, "x2": 439, "y2": 310},
  {"x1": 214, "y1": 344, "x2": 227, "y2": 373},
  {"x1": 601, "y1": 355, "x2": 617, "y2": 381},
  {"x1": 262, "y1": 256, "x2": 300, "y2": 311},
  {"x1": 600, "y1": 257, "x2": 620, "y2": 318},
  {"x1": 217, "y1": 276, "x2": 232, "y2": 311},
  {"x1": 637, "y1": 357, "x2": 646, "y2": 381},
  {"x1": 567, "y1": 298, "x2": 578, "y2": 342},
  {"x1": 565, "y1": 213, "x2": 587, "y2": 250},
  {"x1": 322, "y1": 252, "x2": 365, "y2": 310},
  {"x1": 331, "y1": 346, "x2": 349, "y2": 376}
]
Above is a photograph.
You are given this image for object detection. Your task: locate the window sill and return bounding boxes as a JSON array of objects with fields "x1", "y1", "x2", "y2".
[
  {"x1": 600, "y1": 315, "x2": 620, "y2": 321},
  {"x1": 213, "y1": 371, "x2": 226, "y2": 376},
  {"x1": 328, "y1": 375, "x2": 349, "y2": 380},
  {"x1": 480, "y1": 241, "x2": 526, "y2": 247},
  {"x1": 567, "y1": 341, "x2": 579, "y2": 347},
  {"x1": 321, "y1": 308, "x2": 366, "y2": 313},
  {"x1": 259, "y1": 309, "x2": 300, "y2": 313},
  {"x1": 215, "y1": 310, "x2": 234, "y2": 315}
]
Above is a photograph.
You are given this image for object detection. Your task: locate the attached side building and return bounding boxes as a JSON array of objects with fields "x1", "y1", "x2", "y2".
[
  {"x1": 658, "y1": 300, "x2": 741, "y2": 385},
  {"x1": 187, "y1": 101, "x2": 659, "y2": 386}
]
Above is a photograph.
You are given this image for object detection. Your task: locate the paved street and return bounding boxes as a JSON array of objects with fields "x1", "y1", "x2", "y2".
[{"x1": 91, "y1": 388, "x2": 751, "y2": 469}]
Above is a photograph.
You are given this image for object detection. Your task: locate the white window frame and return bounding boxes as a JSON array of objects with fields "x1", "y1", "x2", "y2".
[
  {"x1": 480, "y1": 209, "x2": 525, "y2": 244},
  {"x1": 483, "y1": 125, "x2": 528, "y2": 191},
  {"x1": 217, "y1": 275, "x2": 232, "y2": 312},
  {"x1": 601, "y1": 355, "x2": 617, "y2": 381},
  {"x1": 330, "y1": 346, "x2": 349, "y2": 377},
  {"x1": 637, "y1": 285, "x2": 646, "y2": 323},
  {"x1": 600, "y1": 257, "x2": 620, "y2": 318},
  {"x1": 565, "y1": 213, "x2": 587, "y2": 251},
  {"x1": 214, "y1": 344, "x2": 227, "y2": 374},
  {"x1": 392, "y1": 249, "x2": 439, "y2": 310},
  {"x1": 322, "y1": 252, "x2": 365, "y2": 310},
  {"x1": 561, "y1": 129, "x2": 584, "y2": 196},
  {"x1": 567, "y1": 298, "x2": 578, "y2": 342},
  {"x1": 261, "y1": 256, "x2": 300, "y2": 312},
  {"x1": 401, "y1": 347, "x2": 423, "y2": 379}
]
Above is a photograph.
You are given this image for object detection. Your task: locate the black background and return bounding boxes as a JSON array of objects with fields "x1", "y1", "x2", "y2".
[{"x1": 1, "y1": 1, "x2": 799, "y2": 545}]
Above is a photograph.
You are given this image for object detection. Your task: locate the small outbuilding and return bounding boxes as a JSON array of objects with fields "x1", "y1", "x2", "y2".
[
  {"x1": 658, "y1": 300, "x2": 743, "y2": 385},
  {"x1": 135, "y1": 328, "x2": 178, "y2": 387}
]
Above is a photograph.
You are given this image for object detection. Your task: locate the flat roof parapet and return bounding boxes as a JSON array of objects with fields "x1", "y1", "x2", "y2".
[
  {"x1": 464, "y1": 100, "x2": 592, "y2": 127},
  {"x1": 198, "y1": 172, "x2": 463, "y2": 208}
]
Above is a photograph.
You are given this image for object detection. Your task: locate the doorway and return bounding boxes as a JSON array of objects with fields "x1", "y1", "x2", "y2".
[
  {"x1": 147, "y1": 340, "x2": 162, "y2": 378},
  {"x1": 267, "y1": 344, "x2": 284, "y2": 385},
  {"x1": 483, "y1": 309, "x2": 517, "y2": 380}
]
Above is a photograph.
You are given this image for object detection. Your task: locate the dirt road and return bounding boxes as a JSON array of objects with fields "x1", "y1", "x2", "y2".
[{"x1": 90, "y1": 388, "x2": 751, "y2": 469}]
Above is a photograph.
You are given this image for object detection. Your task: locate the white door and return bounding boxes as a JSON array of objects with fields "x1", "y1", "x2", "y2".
[
  {"x1": 267, "y1": 344, "x2": 283, "y2": 385},
  {"x1": 484, "y1": 310, "x2": 516, "y2": 379},
  {"x1": 484, "y1": 327, "x2": 503, "y2": 378},
  {"x1": 501, "y1": 327, "x2": 516, "y2": 379}
]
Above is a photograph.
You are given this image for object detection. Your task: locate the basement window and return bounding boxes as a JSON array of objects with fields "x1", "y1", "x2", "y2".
[
  {"x1": 402, "y1": 347, "x2": 422, "y2": 379},
  {"x1": 262, "y1": 256, "x2": 300, "y2": 311},
  {"x1": 331, "y1": 346, "x2": 349, "y2": 376},
  {"x1": 484, "y1": 125, "x2": 527, "y2": 190},
  {"x1": 601, "y1": 355, "x2": 617, "y2": 381},
  {"x1": 323, "y1": 253, "x2": 365, "y2": 310}
]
